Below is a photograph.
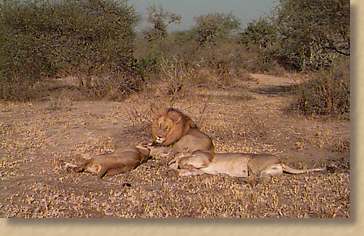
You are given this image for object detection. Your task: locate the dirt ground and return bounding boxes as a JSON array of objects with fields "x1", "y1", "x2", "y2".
[{"x1": 0, "y1": 73, "x2": 350, "y2": 218}]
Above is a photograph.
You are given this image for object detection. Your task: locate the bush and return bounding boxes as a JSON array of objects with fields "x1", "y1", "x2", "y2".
[
  {"x1": 291, "y1": 58, "x2": 350, "y2": 117},
  {"x1": 143, "y1": 4, "x2": 181, "y2": 42},
  {"x1": 240, "y1": 17, "x2": 276, "y2": 50},
  {"x1": 79, "y1": 72, "x2": 145, "y2": 100},
  {"x1": 194, "y1": 13, "x2": 240, "y2": 47},
  {"x1": 0, "y1": 0, "x2": 138, "y2": 100},
  {"x1": 240, "y1": 0, "x2": 350, "y2": 71},
  {"x1": 276, "y1": 0, "x2": 349, "y2": 71}
]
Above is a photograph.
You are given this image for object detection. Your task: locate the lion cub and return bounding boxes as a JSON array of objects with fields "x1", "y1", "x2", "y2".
[
  {"x1": 66, "y1": 143, "x2": 152, "y2": 178},
  {"x1": 169, "y1": 151, "x2": 325, "y2": 178}
]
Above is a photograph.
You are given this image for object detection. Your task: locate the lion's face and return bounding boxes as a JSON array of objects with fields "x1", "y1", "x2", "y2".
[
  {"x1": 152, "y1": 116, "x2": 177, "y2": 145},
  {"x1": 151, "y1": 108, "x2": 193, "y2": 146}
]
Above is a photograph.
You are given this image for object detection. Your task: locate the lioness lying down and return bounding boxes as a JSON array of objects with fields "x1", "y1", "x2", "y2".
[
  {"x1": 65, "y1": 143, "x2": 151, "y2": 178},
  {"x1": 169, "y1": 151, "x2": 325, "y2": 178}
]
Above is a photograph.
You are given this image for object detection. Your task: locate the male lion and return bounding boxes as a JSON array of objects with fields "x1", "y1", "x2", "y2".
[
  {"x1": 151, "y1": 108, "x2": 214, "y2": 167},
  {"x1": 169, "y1": 151, "x2": 325, "y2": 178}
]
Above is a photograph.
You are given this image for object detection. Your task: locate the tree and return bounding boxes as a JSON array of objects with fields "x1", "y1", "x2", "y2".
[
  {"x1": 273, "y1": 0, "x2": 350, "y2": 70},
  {"x1": 240, "y1": 17, "x2": 276, "y2": 50},
  {"x1": 143, "y1": 4, "x2": 181, "y2": 42},
  {"x1": 194, "y1": 13, "x2": 240, "y2": 46},
  {"x1": 240, "y1": 0, "x2": 350, "y2": 71}
]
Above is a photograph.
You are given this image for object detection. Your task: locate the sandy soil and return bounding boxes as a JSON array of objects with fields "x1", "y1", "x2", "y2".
[{"x1": 0, "y1": 73, "x2": 350, "y2": 218}]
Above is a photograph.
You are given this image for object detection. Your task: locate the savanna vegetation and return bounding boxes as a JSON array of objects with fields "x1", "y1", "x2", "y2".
[
  {"x1": 0, "y1": 0, "x2": 351, "y2": 218},
  {"x1": 0, "y1": 0, "x2": 350, "y2": 114}
]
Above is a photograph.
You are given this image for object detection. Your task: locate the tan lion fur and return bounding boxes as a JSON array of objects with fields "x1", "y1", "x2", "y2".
[
  {"x1": 169, "y1": 151, "x2": 325, "y2": 178},
  {"x1": 65, "y1": 143, "x2": 152, "y2": 179},
  {"x1": 151, "y1": 108, "x2": 214, "y2": 166}
]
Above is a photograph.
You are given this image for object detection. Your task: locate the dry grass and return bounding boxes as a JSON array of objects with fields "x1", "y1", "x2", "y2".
[
  {"x1": 290, "y1": 59, "x2": 350, "y2": 118},
  {"x1": 0, "y1": 71, "x2": 350, "y2": 218}
]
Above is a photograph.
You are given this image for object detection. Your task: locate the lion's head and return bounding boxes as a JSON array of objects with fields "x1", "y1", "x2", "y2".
[{"x1": 151, "y1": 108, "x2": 196, "y2": 146}]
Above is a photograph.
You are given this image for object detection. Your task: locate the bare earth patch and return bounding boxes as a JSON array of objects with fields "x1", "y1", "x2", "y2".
[{"x1": 0, "y1": 73, "x2": 350, "y2": 218}]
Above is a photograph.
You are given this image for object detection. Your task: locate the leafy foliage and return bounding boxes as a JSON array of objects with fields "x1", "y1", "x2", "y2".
[
  {"x1": 240, "y1": 17, "x2": 276, "y2": 50},
  {"x1": 143, "y1": 4, "x2": 181, "y2": 42},
  {"x1": 240, "y1": 0, "x2": 350, "y2": 71},
  {"x1": 273, "y1": 0, "x2": 350, "y2": 70},
  {"x1": 0, "y1": 0, "x2": 138, "y2": 82},
  {"x1": 0, "y1": 0, "x2": 139, "y2": 100},
  {"x1": 194, "y1": 13, "x2": 240, "y2": 46}
]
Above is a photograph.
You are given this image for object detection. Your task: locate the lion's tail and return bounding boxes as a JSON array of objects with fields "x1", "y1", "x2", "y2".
[{"x1": 281, "y1": 164, "x2": 326, "y2": 174}]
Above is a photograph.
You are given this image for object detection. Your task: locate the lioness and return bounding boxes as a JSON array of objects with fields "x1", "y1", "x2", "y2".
[
  {"x1": 169, "y1": 151, "x2": 325, "y2": 178},
  {"x1": 151, "y1": 108, "x2": 214, "y2": 167},
  {"x1": 65, "y1": 143, "x2": 152, "y2": 178}
]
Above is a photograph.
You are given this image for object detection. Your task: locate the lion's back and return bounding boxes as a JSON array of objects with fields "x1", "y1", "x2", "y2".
[{"x1": 173, "y1": 128, "x2": 214, "y2": 153}]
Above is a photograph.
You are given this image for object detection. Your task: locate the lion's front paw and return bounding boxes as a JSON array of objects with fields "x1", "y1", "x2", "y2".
[
  {"x1": 168, "y1": 160, "x2": 179, "y2": 169},
  {"x1": 159, "y1": 151, "x2": 172, "y2": 158},
  {"x1": 64, "y1": 162, "x2": 81, "y2": 172},
  {"x1": 149, "y1": 146, "x2": 173, "y2": 159},
  {"x1": 177, "y1": 168, "x2": 204, "y2": 177},
  {"x1": 168, "y1": 155, "x2": 180, "y2": 169}
]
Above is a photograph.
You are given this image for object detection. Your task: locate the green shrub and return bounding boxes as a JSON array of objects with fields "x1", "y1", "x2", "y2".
[
  {"x1": 240, "y1": 0, "x2": 350, "y2": 71},
  {"x1": 143, "y1": 4, "x2": 181, "y2": 42},
  {"x1": 194, "y1": 13, "x2": 240, "y2": 47},
  {"x1": 291, "y1": 58, "x2": 350, "y2": 117},
  {"x1": 273, "y1": 0, "x2": 350, "y2": 70},
  {"x1": 240, "y1": 17, "x2": 276, "y2": 50},
  {"x1": 0, "y1": 0, "x2": 138, "y2": 100}
]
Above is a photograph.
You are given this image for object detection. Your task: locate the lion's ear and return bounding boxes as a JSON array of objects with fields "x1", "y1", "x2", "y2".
[
  {"x1": 168, "y1": 111, "x2": 183, "y2": 123},
  {"x1": 150, "y1": 106, "x2": 167, "y2": 120},
  {"x1": 186, "y1": 118, "x2": 197, "y2": 128}
]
